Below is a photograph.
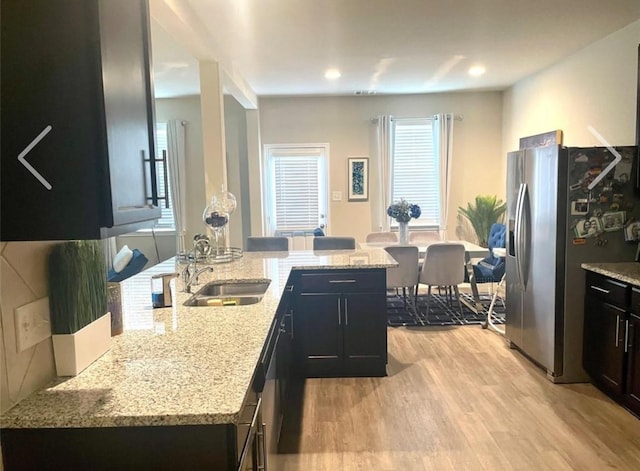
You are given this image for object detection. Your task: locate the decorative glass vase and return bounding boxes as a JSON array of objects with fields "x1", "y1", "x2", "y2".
[{"x1": 398, "y1": 221, "x2": 409, "y2": 244}]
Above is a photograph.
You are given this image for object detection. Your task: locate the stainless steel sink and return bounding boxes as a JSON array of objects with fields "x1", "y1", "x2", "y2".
[
  {"x1": 184, "y1": 296, "x2": 265, "y2": 307},
  {"x1": 183, "y1": 279, "x2": 271, "y2": 307},
  {"x1": 196, "y1": 280, "x2": 271, "y2": 297}
]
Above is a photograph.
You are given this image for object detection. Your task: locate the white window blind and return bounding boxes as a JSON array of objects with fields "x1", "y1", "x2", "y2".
[
  {"x1": 153, "y1": 123, "x2": 175, "y2": 229},
  {"x1": 264, "y1": 145, "x2": 328, "y2": 235},
  {"x1": 391, "y1": 118, "x2": 440, "y2": 227}
]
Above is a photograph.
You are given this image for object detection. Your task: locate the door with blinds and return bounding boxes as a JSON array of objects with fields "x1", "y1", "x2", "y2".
[{"x1": 264, "y1": 144, "x2": 329, "y2": 248}]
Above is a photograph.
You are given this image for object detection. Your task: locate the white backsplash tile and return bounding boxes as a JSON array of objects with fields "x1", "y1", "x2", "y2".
[
  {"x1": 3, "y1": 242, "x2": 57, "y2": 298},
  {"x1": 0, "y1": 243, "x2": 56, "y2": 413}
]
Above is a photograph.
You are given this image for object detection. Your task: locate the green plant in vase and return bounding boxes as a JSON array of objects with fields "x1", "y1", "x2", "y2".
[
  {"x1": 48, "y1": 240, "x2": 107, "y2": 335},
  {"x1": 458, "y1": 195, "x2": 506, "y2": 247}
]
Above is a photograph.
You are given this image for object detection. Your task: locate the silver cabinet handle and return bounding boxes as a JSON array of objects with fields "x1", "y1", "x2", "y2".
[
  {"x1": 615, "y1": 315, "x2": 620, "y2": 347},
  {"x1": 624, "y1": 319, "x2": 629, "y2": 353},
  {"x1": 237, "y1": 396, "x2": 261, "y2": 470},
  {"x1": 344, "y1": 297, "x2": 348, "y2": 325},
  {"x1": 590, "y1": 285, "x2": 610, "y2": 294},
  {"x1": 329, "y1": 279, "x2": 356, "y2": 283},
  {"x1": 257, "y1": 422, "x2": 267, "y2": 471},
  {"x1": 337, "y1": 298, "x2": 341, "y2": 325}
]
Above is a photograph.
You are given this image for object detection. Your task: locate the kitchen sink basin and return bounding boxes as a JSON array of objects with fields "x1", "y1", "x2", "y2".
[
  {"x1": 183, "y1": 279, "x2": 271, "y2": 307},
  {"x1": 196, "y1": 280, "x2": 271, "y2": 297}
]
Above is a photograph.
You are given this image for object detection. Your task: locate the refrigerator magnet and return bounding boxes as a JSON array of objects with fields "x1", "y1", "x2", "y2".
[
  {"x1": 572, "y1": 238, "x2": 587, "y2": 245},
  {"x1": 624, "y1": 222, "x2": 640, "y2": 241},
  {"x1": 571, "y1": 199, "x2": 589, "y2": 215},
  {"x1": 574, "y1": 217, "x2": 602, "y2": 238},
  {"x1": 602, "y1": 211, "x2": 625, "y2": 232}
]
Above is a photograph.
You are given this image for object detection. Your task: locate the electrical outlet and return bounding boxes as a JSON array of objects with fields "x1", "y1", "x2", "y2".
[
  {"x1": 332, "y1": 191, "x2": 342, "y2": 201},
  {"x1": 14, "y1": 297, "x2": 51, "y2": 352}
]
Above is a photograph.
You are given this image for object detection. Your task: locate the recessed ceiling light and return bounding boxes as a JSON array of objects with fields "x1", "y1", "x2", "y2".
[
  {"x1": 468, "y1": 65, "x2": 486, "y2": 77},
  {"x1": 324, "y1": 68, "x2": 341, "y2": 80}
]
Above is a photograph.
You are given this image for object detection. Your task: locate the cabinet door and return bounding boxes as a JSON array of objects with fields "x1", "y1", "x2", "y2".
[
  {"x1": 296, "y1": 293, "x2": 342, "y2": 364},
  {"x1": 625, "y1": 313, "x2": 640, "y2": 415},
  {"x1": 583, "y1": 295, "x2": 626, "y2": 395},
  {"x1": 342, "y1": 292, "x2": 387, "y2": 360},
  {"x1": 99, "y1": 0, "x2": 160, "y2": 228},
  {"x1": 1, "y1": 0, "x2": 106, "y2": 240}
]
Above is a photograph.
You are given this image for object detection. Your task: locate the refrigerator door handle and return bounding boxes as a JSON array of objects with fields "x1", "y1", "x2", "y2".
[
  {"x1": 514, "y1": 183, "x2": 526, "y2": 290},
  {"x1": 519, "y1": 183, "x2": 531, "y2": 290}
]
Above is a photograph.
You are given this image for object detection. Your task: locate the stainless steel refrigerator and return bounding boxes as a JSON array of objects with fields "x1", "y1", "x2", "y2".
[{"x1": 505, "y1": 144, "x2": 638, "y2": 383}]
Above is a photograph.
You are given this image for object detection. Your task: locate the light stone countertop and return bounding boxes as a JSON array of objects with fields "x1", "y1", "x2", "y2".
[
  {"x1": 0, "y1": 248, "x2": 396, "y2": 429},
  {"x1": 581, "y1": 262, "x2": 640, "y2": 286}
]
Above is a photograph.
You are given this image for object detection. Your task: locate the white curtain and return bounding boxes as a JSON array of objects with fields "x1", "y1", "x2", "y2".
[
  {"x1": 375, "y1": 115, "x2": 392, "y2": 231},
  {"x1": 102, "y1": 237, "x2": 118, "y2": 271},
  {"x1": 166, "y1": 120, "x2": 187, "y2": 253},
  {"x1": 434, "y1": 113, "x2": 455, "y2": 239}
]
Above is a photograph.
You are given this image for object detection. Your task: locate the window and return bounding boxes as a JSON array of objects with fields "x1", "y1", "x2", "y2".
[
  {"x1": 263, "y1": 144, "x2": 328, "y2": 236},
  {"x1": 390, "y1": 118, "x2": 439, "y2": 228},
  {"x1": 152, "y1": 123, "x2": 175, "y2": 230}
]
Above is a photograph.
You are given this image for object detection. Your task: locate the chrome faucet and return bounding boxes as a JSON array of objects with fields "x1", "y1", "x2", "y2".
[
  {"x1": 184, "y1": 266, "x2": 213, "y2": 293},
  {"x1": 193, "y1": 237, "x2": 211, "y2": 259}
]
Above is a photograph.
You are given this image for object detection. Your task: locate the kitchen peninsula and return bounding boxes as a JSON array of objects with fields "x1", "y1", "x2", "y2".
[{"x1": 0, "y1": 247, "x2": 396, "y2": 470}]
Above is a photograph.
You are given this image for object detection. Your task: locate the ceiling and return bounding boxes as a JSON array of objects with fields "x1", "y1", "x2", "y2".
[{"x1": 150, "y1": 0, "x2": 640, "y2": 99}]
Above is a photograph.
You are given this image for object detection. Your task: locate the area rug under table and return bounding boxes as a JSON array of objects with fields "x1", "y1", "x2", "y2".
[{"x1": 387, "y1": 292, "x2": 506, "y2": 327}]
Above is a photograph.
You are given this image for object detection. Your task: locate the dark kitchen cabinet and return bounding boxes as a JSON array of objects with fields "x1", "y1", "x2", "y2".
[
  {"x1": 1, "y1": 0, "x2": 160, "y2": 241},
  {"x1": 293, "y1": 269, "x2": 387, "y2": 377},
  {"x1": 583, "y1": 289, "x2": 626, "y2": 395},
  {"x1": 263, "y1": 283, "x2": 294, "y2": 469},
  {"x1": 583, "y1": 271, "x2": 639, "y2": 417},
  {"x1": 625, "y1": 291, "x2": 640, "y2": 416}
]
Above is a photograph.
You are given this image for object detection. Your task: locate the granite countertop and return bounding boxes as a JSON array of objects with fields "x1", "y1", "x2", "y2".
[
  {"x1": 0, "y1": 247, "x2": 396, "y2": 429},
  {"x1": 581, "y1": 262, "x2": 640, "y2": 286}
]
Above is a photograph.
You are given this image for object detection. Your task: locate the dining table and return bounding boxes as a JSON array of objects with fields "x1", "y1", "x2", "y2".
[{"x1": 359, "y1": 240, "x2": 490, "y2": 316}]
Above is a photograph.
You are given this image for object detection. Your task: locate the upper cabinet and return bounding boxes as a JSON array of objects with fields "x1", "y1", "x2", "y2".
[{"x1": 1, "y1": 0, "x2": 161, "y2": 241}]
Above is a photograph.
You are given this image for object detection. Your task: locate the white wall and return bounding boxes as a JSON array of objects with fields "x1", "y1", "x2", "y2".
[
  {"x1": 503, "y1": 20, "x2": 639, "y2": 163},
  {"x1": 258, "y1": 92, "x2": 504, "y2": 243}
]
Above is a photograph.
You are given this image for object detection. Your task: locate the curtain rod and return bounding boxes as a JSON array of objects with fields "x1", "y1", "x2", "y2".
[{"x1": 370, "y1": 114, "x2": 463, "y2": 122}]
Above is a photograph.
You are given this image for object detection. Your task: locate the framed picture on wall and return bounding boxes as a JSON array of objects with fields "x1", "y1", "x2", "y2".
[{"x1": 348, "y1": 157, "x2": 369, "y2": 201}]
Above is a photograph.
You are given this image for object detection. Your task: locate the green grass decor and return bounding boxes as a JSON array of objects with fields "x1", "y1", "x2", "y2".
[
  {"x1": 48, "y1": 241, "x2": 107, "y2": 335},
  {"x1": 458, "y1": 195, "x2": 506, "y2": 247}
]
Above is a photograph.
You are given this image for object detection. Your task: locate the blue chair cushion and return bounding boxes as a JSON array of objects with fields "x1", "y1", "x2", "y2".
[
  {"x1": 466, "y1": 223, "x2": 506, "y2": 283},
  {"x1": 107, "y1": 249, "x2": 148, "y2": 282}
]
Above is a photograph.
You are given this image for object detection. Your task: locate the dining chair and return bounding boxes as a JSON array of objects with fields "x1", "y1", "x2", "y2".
[
  {"x1": 384, "y1": 246, "x2": 420, "y2": 316},
  {"x1": 366, "y1": 231, "x2": 398, "y2": 243},
  {"x1": 469, "y1": 223, "x2": 506, "y2": 286},
  {"x1": 246, "y1": 236, "x2": 289, "y2": 252},
  {"x1": 417, "y1": 243, "x2": 466, "y2": 320},
  {"x1": 409, "y1": 230, "x2": 441, "y2": 243},
  {"x1": 313, "y1": 236, "x2": 356, "y2": 250}
]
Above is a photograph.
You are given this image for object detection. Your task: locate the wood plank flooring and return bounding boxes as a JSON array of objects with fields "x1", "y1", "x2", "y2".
[{"x1": 276, "y1": 326, "x2": 640, "y2": 471}]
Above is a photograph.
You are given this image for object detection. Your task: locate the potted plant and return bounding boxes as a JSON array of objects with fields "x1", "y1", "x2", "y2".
[
  {"x1": 458, "y1": 195, "x2": 506, "y2": 247},
  {"x1": 48, "y1": 240, "x2": 111, "y2": 376}
]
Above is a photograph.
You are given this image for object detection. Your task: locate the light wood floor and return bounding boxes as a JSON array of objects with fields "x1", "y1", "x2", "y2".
[{"x1": 276, "y1": 326, "x2": 640, "y2": 471}]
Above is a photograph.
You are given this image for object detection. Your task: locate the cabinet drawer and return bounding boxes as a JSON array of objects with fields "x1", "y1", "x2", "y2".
[
  {"x1": 298, "y1": 270, "x2": 385, "y2": 293},
  {"x1": 586, "y1": 271, "x2": 628, "y2": 308}
]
